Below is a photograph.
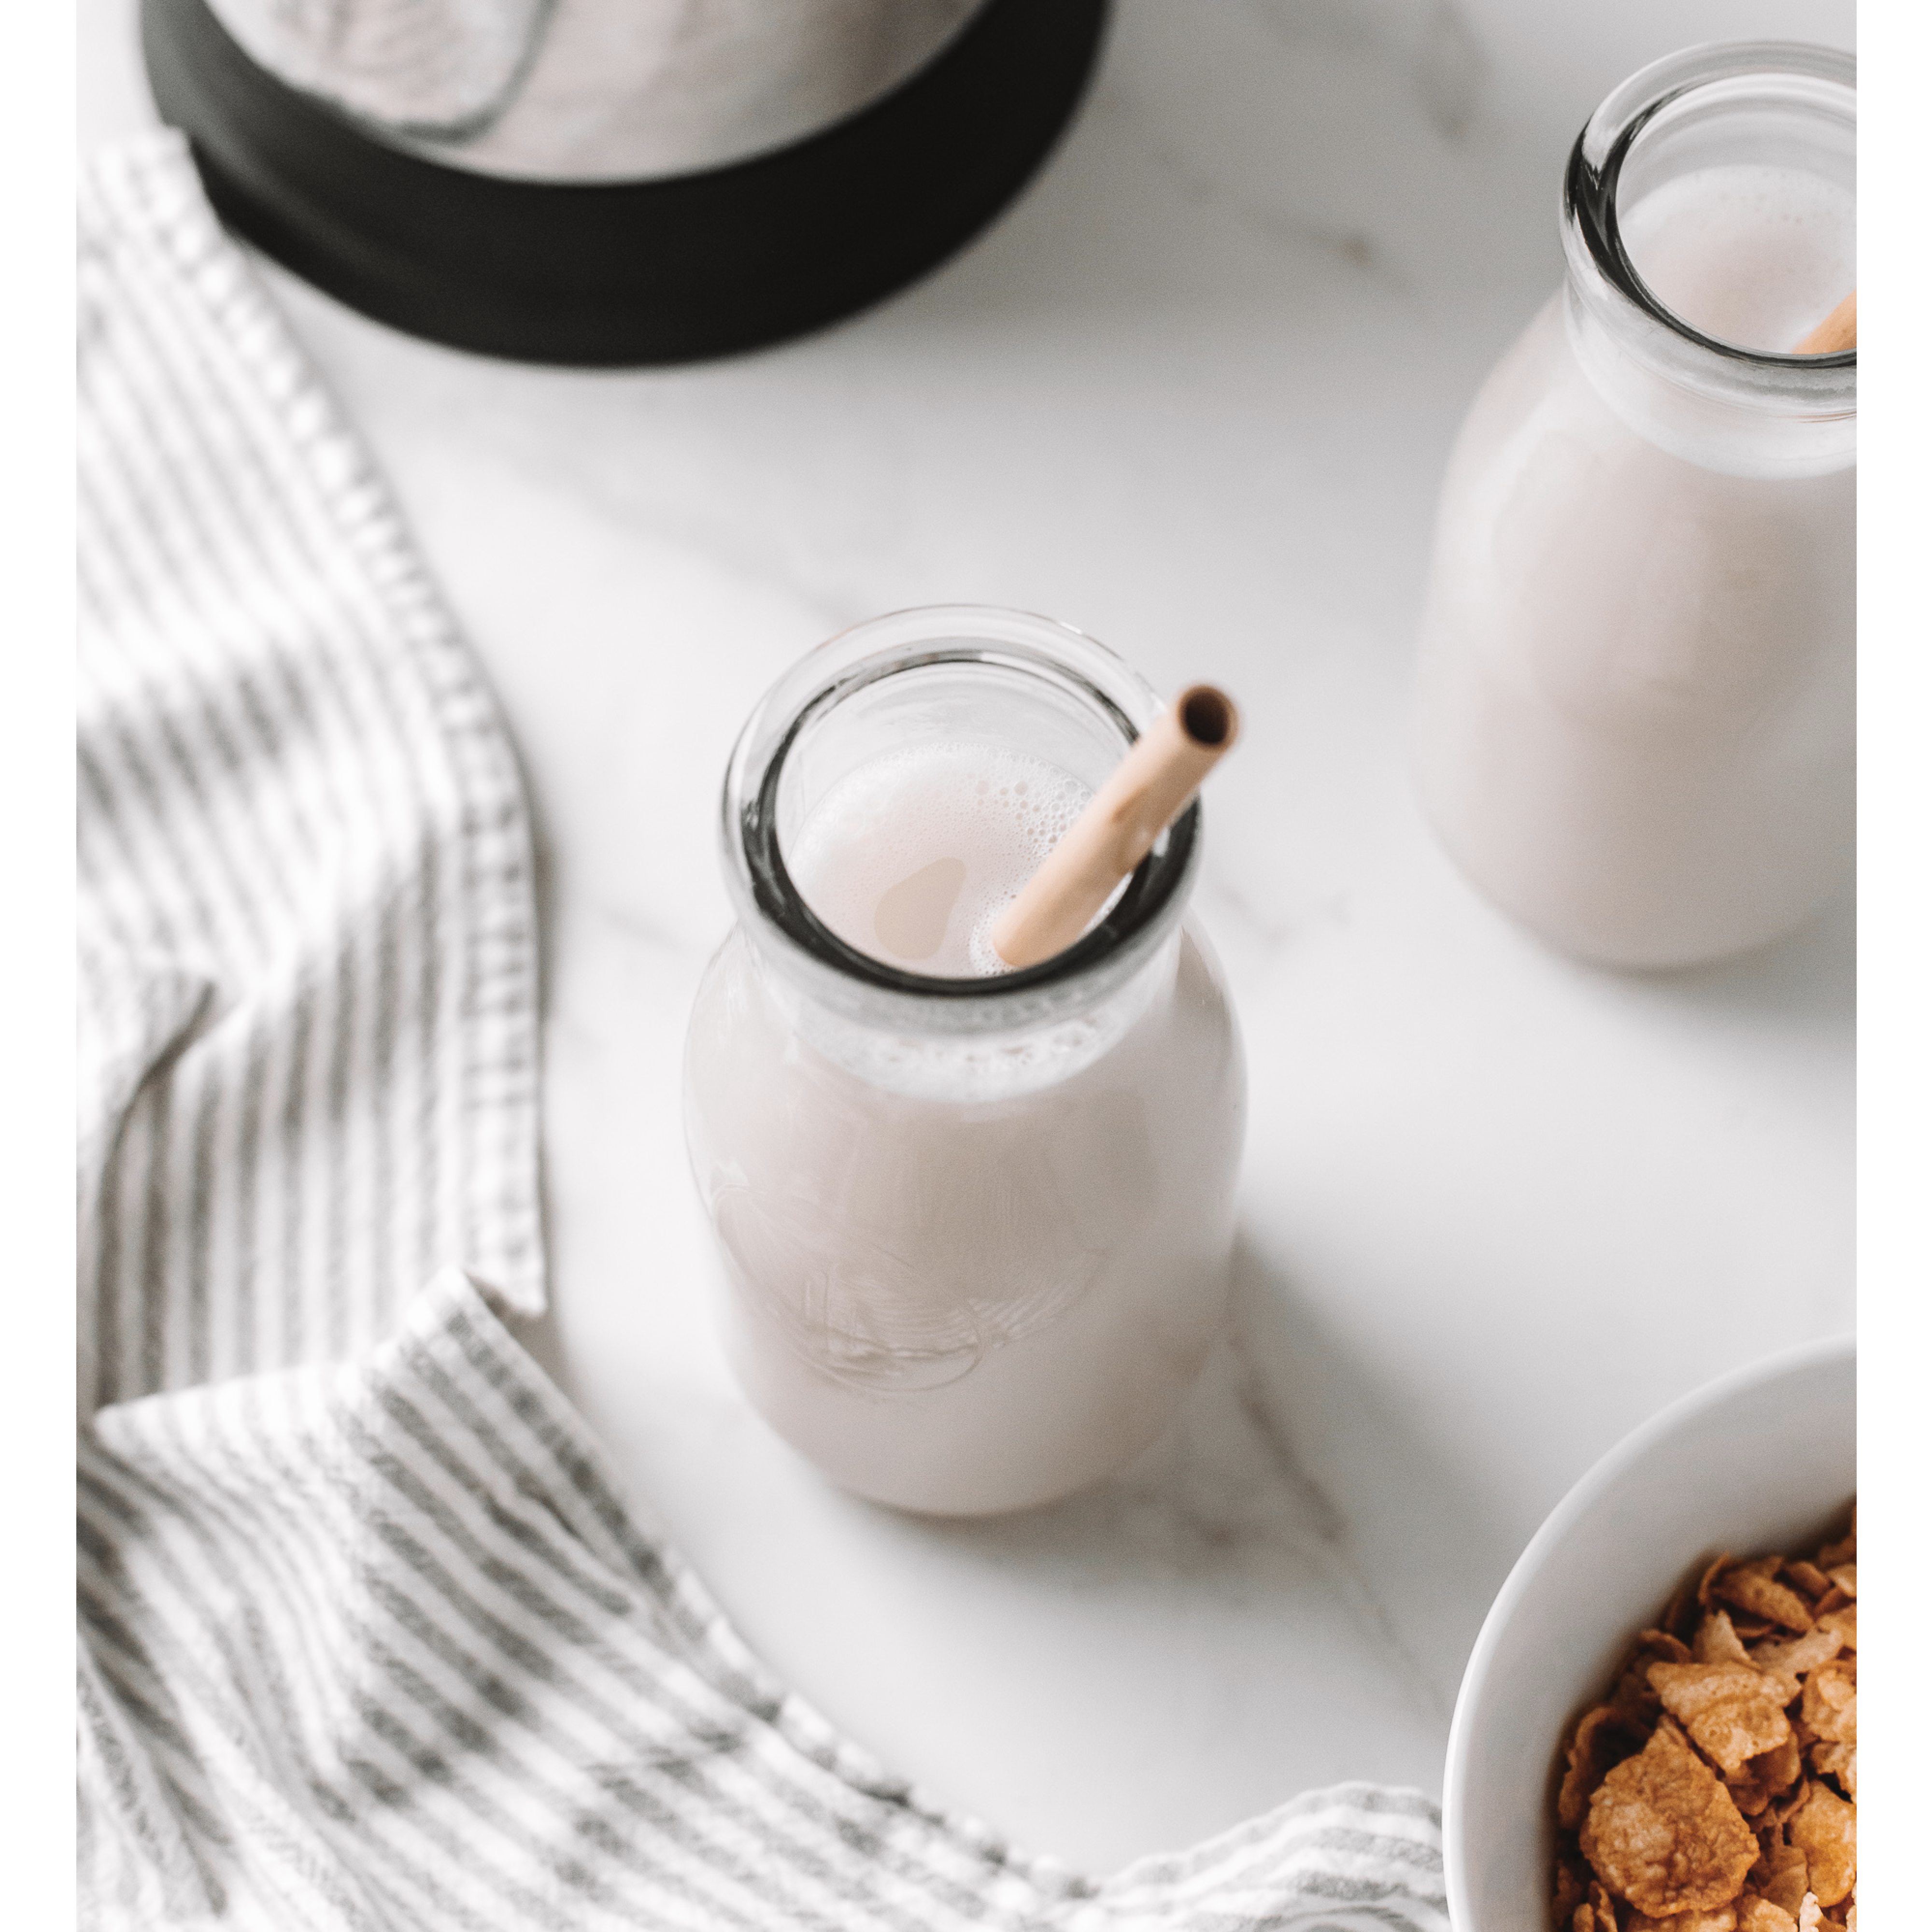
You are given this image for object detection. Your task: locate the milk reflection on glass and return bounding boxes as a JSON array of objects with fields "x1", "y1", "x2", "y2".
[
  {"x1": 683, "y1": 610, "x2": 1245, "y2": 1515},
  {"x1": 1413, "y1": 45, "x2": 1855, "y2": 968}
]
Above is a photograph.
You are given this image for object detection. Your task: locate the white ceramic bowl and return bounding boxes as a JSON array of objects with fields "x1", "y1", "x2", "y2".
[{"x1": 1444, "y1": 1335, "x2": 1855, "y2": 1930}]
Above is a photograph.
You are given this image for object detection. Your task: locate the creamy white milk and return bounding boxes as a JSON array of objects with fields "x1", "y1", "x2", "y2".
[
  {"x1": 1412, "y1": 162, "x2": 1854, "y2": 967},
  {"x1": 684, "y1": 742, "x2": 1244, "y2": 1515},
  {"x1": 1621, "y1": 165, "x2": 1855, "y2": 355},
  {"x1": 789, "y1": 743, "x2": 1089, "y2": 977}
]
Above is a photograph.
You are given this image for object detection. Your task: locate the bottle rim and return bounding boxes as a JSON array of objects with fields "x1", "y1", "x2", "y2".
[
  {"x1": 1563, "y1": 40, "x2": 1855, "y2": 395},
  {"x1": 719, "y1": 606, "x2": 1200, "y2": 1034}
]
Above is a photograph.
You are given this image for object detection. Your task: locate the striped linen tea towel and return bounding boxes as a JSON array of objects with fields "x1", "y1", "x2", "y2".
[{"x1": 76, "y1": 130, "x2": 1452, "y2": 1932}]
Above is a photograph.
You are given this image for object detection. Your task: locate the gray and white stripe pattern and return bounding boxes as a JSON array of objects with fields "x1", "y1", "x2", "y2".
[
  {"x1": 79, "y1": 132, "x2": 542, "y2": 1416},
  {"x1": 77, "y1": 132, "x2": 1450, "y2": 1932}
]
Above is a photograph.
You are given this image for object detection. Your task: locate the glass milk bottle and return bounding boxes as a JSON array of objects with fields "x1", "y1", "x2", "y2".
[
  {"x1": 1412, "y1": 43, "x2": 1854, "y2": 968},
  {"x1": 683, "y1": 608, "x2": 1246, "y2": 1516}
]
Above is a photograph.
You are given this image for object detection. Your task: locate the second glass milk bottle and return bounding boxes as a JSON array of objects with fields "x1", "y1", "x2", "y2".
[
  {"x1": 1412, "y1": 43, "x2": 1855, "y2": 969},
  {"x1": 683, "y1": 607, "x2": 1247, "y2": 1516}
]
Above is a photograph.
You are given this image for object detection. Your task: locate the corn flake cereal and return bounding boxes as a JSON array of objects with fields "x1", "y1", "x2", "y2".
[
  {"x1": 1551, "y1": 1508, "x2": 1855, "y2": 1930},
  {"x1": 1786, "y1": 1784, "x2": 1855, "y2": 1908}
]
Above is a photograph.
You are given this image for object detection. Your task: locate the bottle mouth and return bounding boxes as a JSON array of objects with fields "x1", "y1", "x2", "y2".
[
  {"x1": 1563, "y1": 41, "x2": 1855, "y2": 394},
  {"x1": 722, "y1": 607, "x2": 1200, "y2": 1034}
]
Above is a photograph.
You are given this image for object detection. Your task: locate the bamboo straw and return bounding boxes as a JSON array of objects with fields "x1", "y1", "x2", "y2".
[
  {"x1": 991, "y1": 685, "x2": 1239, "y2": 970},
  {"x1": 1793, "y1": 289, "x2": 1856, "y2": 355}
]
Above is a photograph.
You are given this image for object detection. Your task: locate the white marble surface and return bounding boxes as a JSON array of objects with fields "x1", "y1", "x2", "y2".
[{"x1": 82, "y1": 0, "x2": 1855, "y2": 1881}]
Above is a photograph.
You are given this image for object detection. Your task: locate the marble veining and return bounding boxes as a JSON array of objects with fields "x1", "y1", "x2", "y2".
[
  {"x1": 1103, "y1": 82, "x2": 1394, "y2": 283},
  {"x1": 1246, "y1": 0, "x2": 1489, "y2": 144}
]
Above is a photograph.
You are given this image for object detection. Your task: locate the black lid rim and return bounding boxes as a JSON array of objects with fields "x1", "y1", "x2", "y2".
[{"x1": 141, "y1": 0, "x2": 1110, "y2": 366}]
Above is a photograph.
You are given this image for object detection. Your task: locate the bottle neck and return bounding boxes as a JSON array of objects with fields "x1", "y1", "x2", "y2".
[
  {"x1": 739, "y1": 916, "x2": 1181, "y2": 1102},
  {"x1": 1560, "y1": 41, "x2": 1854, "y2": 481},
  {"x1": 721, "y1": 608, "x2": 1201, "y2": 1052}
]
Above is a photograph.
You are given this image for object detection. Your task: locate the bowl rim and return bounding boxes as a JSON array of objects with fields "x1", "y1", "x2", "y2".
[{"x1": 1442, "y1": 1329, "x2": 1855, "y2": 1927}]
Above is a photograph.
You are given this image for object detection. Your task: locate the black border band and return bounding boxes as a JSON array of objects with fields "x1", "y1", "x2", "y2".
[{"x1": 142, "y1": 0, "x2": 1109, "y2": 367}]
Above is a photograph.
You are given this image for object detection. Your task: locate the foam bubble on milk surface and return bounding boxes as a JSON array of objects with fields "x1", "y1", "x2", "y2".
[{"x1": 788, "y1": 743, "x2": 1090, "y2": 978}]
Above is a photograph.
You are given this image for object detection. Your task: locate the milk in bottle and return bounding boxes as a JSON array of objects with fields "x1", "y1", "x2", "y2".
[
  {"x1": 683, "y1": 609, "x2": 1246, "y2": 1515},
  {"x1": 1412, "y1": 44, "x2": 1855, "y2": 968}
]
